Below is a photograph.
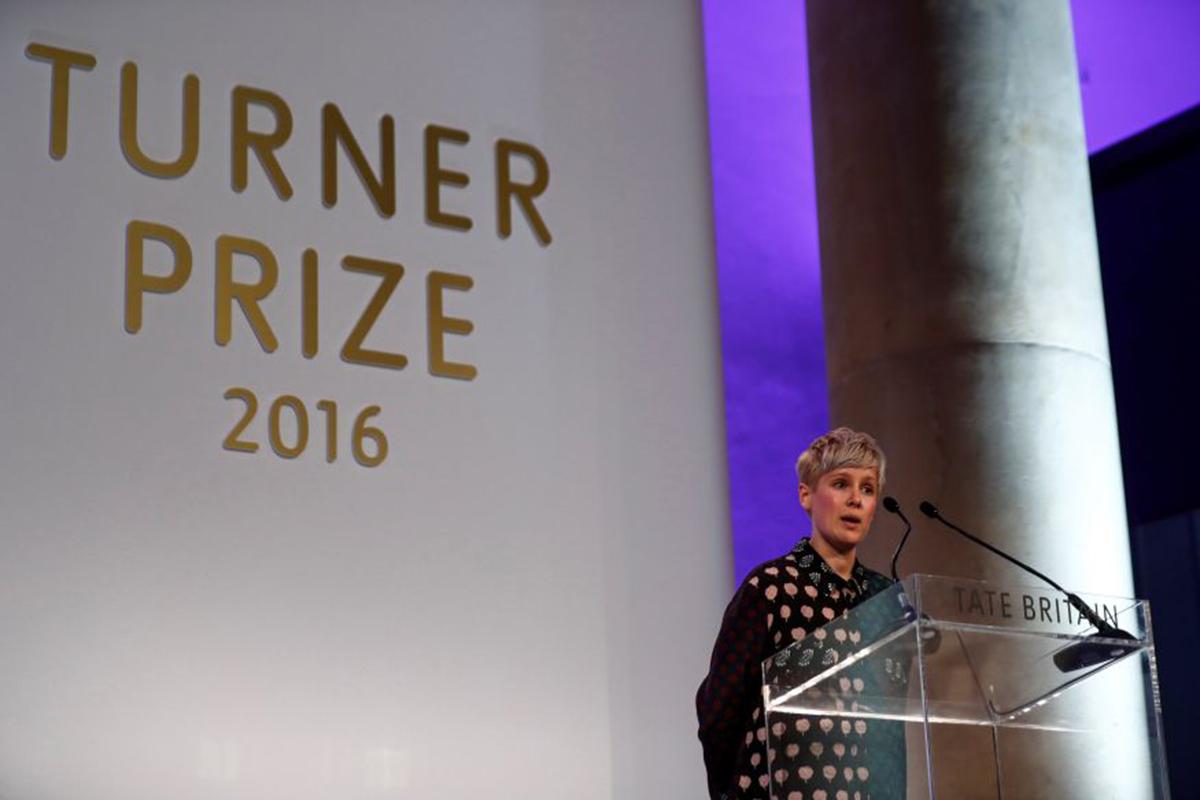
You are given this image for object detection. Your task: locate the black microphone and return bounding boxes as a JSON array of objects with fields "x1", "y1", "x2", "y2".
[
  {"x1": 883, "y1": 496, "x2": 912, "y2": 581},
  {"x1": 882, "y1": 496, "x2": 936, "y2": 643},
  {"x1": 918, "y1": 500, "x2": 1138, "y2": 671}
]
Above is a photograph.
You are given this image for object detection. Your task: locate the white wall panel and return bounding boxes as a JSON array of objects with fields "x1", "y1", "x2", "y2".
[{"x1": 0, "y1": 2, "x2": 730, "y2": 797}]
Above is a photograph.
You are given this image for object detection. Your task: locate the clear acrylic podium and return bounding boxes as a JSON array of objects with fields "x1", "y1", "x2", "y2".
[{"x1": 761, "y1": 575, "x2": 1170, "y2": 799}]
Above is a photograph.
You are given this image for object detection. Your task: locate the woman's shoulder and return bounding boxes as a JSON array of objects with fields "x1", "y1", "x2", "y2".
[{"x1": 738, "y1": 549, "x2": 808, "y2": 594}]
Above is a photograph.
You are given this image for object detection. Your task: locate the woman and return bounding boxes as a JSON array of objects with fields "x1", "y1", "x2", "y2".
[{"x1": 696, "y1": 427, "x2": 901, "y2": 800}]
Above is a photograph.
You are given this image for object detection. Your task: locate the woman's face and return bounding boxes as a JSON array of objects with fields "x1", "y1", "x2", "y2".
[{"x1": 799, "y1": 466, "x2": 879, "y2": 555}]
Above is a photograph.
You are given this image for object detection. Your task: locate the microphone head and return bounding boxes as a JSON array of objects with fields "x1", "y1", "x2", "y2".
[
  {"x1": 882, "y1": 496, "x2": 901, "y2": 514},
  {"x1": 918, "y1": 500, "x2": 940, "y2": 519}
]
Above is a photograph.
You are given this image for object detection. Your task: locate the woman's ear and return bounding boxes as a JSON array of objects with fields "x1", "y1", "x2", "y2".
[{"x1": 798, "y1": 482, "x2": 812, "y2": 513}]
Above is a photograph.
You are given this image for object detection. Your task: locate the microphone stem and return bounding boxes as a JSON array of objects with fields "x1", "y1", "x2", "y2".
[
  {"x1": 890, "y1": 518, "x2": 912, "y2": 581},
  {"x1": 934, "y1": 514, "x2": 1065, "y2": 593},
  {"x1": 936, "y1": 512, "x2": 1117, "y2": 633}
]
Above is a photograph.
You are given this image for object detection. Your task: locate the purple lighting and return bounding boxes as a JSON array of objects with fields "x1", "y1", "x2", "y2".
[
  {"x1": 1072, "y1": 0, "x2": 1200, "y2": 152},
  {"x1": 703, "y1": 0, "x2": 1200, "y2": 583},
  {"x1": 701, "y1": 0, "x2": 827, "y2": 581}
]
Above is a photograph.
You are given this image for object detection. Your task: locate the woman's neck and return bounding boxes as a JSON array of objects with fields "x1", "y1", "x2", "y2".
[{"x1": 808, "y1": 534, "x2": 855, "y2": 580}]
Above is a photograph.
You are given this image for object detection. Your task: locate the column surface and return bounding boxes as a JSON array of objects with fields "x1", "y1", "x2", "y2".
[{"x1": 806, "y1": 3, "x2": 1151, "y2": 796}]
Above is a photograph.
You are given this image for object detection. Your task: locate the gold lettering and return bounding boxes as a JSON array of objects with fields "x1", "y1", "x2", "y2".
[
  {"x1": 321, "y1": 103, "x2": 395, "y2": 218},
  {"x1": 119, "y1": 62, "x2": 199, "y2": 179},
  {"x1": 222, "y1": 387, "x2": 259, "y2": 453},
  {"x1": 351, "y1": 406, "x2": 387, "y2": 467},
  {"x1": 315, "y1": 399, "x2": 337, "y2": 463},
  {"x1": 301, "y1": 248, "x2": 318, "y2": 358},
  {"x1": 496, "y1": 138, "x2": 551, "y2": 245},
  {"x1": 25, "y1": 43, "x2": 97, "y2": 160},
  {"x1": 268, "y1": 394, "x2": 308, "y2": 459},
  {"x1": 427, "y1": 270, "x2": 476, "y2": 380},
  {"x1": 231, "y1": 85, "x2": 294, "y2": 199},
  {"x1": 124, "y1": 220, "x2": 193, "y2": 333},
  {"x1": 340, "y1": 255, "x2": 406, "y2": 369},
  {"x1": 424, "y1": 124, "x2": 472, "y2": 231},
  {"x1": 215, "y1": 234, "x2": 279, "y2": 352}
]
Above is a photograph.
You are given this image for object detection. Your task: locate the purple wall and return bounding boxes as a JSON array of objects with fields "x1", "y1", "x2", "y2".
[
  {"x1": 1074, "y1": 0, "x2": 1200, "y2": 152},
  {"x1": 701, "y1": 1, "x2": 823, "y2": 580},
  {"x1": 703, "y1": 0, "x2": 1200, "y2": 581}
]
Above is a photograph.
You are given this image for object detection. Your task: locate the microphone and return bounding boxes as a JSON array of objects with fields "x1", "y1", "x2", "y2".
[
  {"x1": 883, "y1": 496, "x2": 912, "y2": 581},
  {"x1": 882, "y1": 496, "x2": 936, "y2": 643},
  {"x1": 918, "y1": 500, "x2": 1138, "y2": 671}
]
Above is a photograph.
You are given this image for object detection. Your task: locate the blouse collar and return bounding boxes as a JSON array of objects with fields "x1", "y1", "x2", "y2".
[{"x1": 790, "y1": 537, "x2": 870, "y2": 590}]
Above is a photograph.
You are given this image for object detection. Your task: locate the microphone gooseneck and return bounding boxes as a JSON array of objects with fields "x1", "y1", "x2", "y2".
[
  {"x1": 918, "y1": 499, "x2": 1138, "y2": 671},
  {"x1": 917, "y1": 500, "x2": 1064, "y2": 592},
  {"x1": 883, "y1": 497, "x2": 938, "y2": 647},
  {"x1": 883, "y1": 496, "x2": 912, "y2": 581}
]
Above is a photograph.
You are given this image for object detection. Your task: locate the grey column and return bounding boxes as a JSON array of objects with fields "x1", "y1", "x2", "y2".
[
  {"x1": 806, "y1": 2, "x2": 1147, "y2": 797},
  {"x1": 807, "y1": 0, "x2": 1131, "y2": 593}
]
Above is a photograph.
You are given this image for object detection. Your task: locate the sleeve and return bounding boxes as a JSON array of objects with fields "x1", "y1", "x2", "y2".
[{"x1": 695, "y1": 574, "x2": 770, "y2": 800}]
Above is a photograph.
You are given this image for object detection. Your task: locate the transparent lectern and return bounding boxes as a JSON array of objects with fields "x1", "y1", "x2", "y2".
[{"x1": 761, "y1": 575, "x2": 1170, "y2": 799}]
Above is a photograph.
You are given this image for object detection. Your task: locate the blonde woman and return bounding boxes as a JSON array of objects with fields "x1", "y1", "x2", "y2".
[{"x1": 696, "y1": 427, "x2": 901, "y2": 800}]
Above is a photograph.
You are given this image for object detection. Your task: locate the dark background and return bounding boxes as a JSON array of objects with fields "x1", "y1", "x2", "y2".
[{"x1": 1092, "y1": 101, "x2": 1200, "y2": 799}]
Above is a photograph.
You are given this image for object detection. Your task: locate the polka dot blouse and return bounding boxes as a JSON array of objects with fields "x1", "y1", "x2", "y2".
[{"x1": 696, "y1": 538, "x2": 906, "y2": 800}]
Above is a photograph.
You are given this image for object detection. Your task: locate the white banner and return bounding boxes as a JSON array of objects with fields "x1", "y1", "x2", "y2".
[{"x1": 0, "y1": 2, "x2": 730, "y2": 797}]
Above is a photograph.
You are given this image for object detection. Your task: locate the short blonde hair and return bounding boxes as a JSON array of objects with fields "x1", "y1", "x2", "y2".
[{"x1": 795, "y1": 427, "x2": 886, "y2": 489}]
